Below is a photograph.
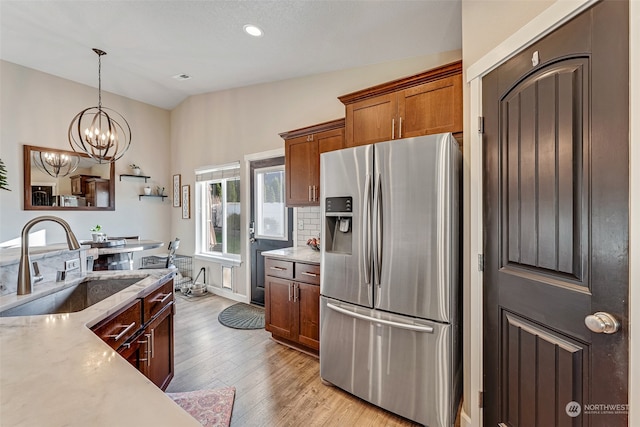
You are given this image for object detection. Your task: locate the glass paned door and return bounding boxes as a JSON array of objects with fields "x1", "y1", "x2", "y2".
[
  {"x1": 255, "y1": 166, "x2": 287, "y2": 240},
  {"x1": 250, "y1": 157, "x2": 293, "y2": 306}
]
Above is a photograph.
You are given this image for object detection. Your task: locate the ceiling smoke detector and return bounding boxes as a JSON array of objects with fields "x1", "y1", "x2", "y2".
[{"x1": 172, "y1": 73, "x2": 192, "y2": 81}]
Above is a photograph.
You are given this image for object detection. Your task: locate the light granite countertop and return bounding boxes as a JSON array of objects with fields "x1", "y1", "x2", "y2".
[
  {"x1": 0, "y1": 269, "x2": 201, "y2": 427},
  {"x1": 261, "y1": 246, "x2": 321, "y2": 264}
]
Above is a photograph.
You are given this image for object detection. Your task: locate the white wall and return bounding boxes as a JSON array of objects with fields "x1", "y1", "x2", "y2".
[
  {"x1": 0, "y1": 61, "x2": 172, "y2": 263},
  {"x1": 169, "y1": 50, "x2": 462, "y2": 298}
]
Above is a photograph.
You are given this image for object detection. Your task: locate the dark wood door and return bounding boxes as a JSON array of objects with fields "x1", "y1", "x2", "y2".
[
  {"x1": 483, "y1": 1, "x2": 629, "y2": 426},
  {"x1": 249, "y1": 157, "x2": 293, "y2": 306}
]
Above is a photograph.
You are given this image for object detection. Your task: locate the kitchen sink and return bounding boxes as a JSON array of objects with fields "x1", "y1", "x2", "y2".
[{"x1": 0, "y1": 277, "x2": 142, "y2": 317}]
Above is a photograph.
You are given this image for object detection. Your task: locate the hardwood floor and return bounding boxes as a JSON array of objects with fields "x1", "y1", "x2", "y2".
[{"x1": 165, "y1": 293, "x2": 419, "y2": 427}]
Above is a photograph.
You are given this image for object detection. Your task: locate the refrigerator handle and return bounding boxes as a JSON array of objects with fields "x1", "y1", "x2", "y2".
[
  {"x1": 362, "y1": 173, "x2": 372, "y2": 287},
  {"x1": 374, "y1": 173, "x2": 383, "y2": 291},
  {"x1": 326, "y1": 302, "x2": 434, "y2": 334}
]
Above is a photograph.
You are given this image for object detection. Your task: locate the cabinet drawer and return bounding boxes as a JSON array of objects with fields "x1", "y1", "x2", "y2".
[
  {"x1": 142, "y1": 279, "x2": 174, "y2": 324},
  {"x1": 265, "y1": 258, "x2": 294, "y2": 280},
  {"x1": 92, "y1": 300, "x2": 142, "y2": 350},
  {"x1": 295, "y1": 263, "x2": 320, "y2": 285}
]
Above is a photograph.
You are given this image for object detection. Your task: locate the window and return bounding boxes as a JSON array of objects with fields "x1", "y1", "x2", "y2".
[
  {"x1": 195, "y1": 162, "x2": 241, "y2": 264},
  {"x1": 254, "y1": 165, "x2": 287, "y2": 240}
]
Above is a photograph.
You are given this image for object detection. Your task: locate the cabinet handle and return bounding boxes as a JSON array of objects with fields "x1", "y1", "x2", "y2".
[
  {"x1": 313, "y1": 185, "x2": 317, "y2": 201},
  {"x1": 150, "y1": 328, "x2": 155, "y2": 359},
  {"x1": 399, "y1": 117, "x2": 402, "y2": 139},
  {"x1": 288, "y1": 284, "x2": 292, "y2": 302},
  {"x1": 293, "y1": 284, "x2": 298, "y2": 302},
  {"x1": 270, "y1": 266, "x2": 286, "y2": 271},
  {"x1": 145, "y1": 333, "x2": 152, "y2": 367},
  {"x1": 308, "y1": 185, "x2": 312, "y2": 202},
  {"x1": 109, "y1": 322, "x2": 136, "y2": 341},
  {"x1": 300, "y1": 271, "x2": 318, "y2": 277},
  {"x1": 137, "y1": 336, "x2": 150, "y2": 366},
  {"x1": 154, "y1": 293, "x2": 172, "y2": 304}
]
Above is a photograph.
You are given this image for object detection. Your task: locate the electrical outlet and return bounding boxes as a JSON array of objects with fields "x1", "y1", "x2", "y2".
[
  {"x1": 65, "y1": 259, "x2": 80, "y2": 271},
  {"x1": 298, "y1": 219, "x2": 304, "y2": 230}
]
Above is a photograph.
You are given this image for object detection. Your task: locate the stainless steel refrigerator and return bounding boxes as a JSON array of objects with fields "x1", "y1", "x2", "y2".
[{"x1": 319, "y1": 133, "x2": 461, "y2": 427}]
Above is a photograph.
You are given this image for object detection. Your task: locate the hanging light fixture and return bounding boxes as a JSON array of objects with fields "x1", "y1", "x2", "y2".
[
  {"x1": 32, "y1": 151, "x2": 80, "y2": 178},
  {"x1": 68, "y1": 48, "x2": 131, "y2": 164}
]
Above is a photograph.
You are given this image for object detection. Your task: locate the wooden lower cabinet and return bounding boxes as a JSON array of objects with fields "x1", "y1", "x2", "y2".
[
  {"x1": 264, "y1": 258, "x2": 320, "y2": 355},
  {"x1": 143, "y1": 303, "x2": 174, "y2": 390},
  {"x1": 91, "y1": 278, "x2": 175, "y2": 390}
]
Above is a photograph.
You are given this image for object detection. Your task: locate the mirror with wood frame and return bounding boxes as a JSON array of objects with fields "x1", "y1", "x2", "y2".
[{"x1": 23, "y1": 145, "x2": 115, "y2": 211}]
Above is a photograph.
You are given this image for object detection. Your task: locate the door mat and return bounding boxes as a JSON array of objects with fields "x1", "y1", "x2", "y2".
[
  {"x1": 217, "y1": 303, "x2": 265, "y2": 330},
  {"x1": 167, "y1": 386, "x2": 235, "y2": 427}
]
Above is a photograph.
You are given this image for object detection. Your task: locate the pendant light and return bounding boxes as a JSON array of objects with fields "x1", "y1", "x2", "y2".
[
  {"x1": 32, "y1": 151, "x2": 80, "y2": 178},
  {"x1": 68, "y1": 48, "x2": 131, "y2": 164}
]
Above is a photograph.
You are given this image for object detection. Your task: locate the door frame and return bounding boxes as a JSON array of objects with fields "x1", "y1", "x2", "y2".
[{"x1": 464, "y1": 1, "x2": 639, "y2": 426}]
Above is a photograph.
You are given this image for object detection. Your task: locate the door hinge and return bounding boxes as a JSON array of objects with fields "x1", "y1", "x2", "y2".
[
  {"x1": 478, "y1": 116, "x2": 484, "y2": 134},
  {"x1": 478, "y1": 254, "x2": 484, "y2": 272},
  {"x1": 479, "y1": 391, "x2": 484, "y2": 408}
]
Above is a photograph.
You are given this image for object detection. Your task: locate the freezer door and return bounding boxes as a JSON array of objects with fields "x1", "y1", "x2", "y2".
[
  {"x1": 320, "y1": 144, "x2": 373, "y2": 308},
  {"x1": 320, "y1": 297, "x2": 458, "y2": 427},
  {"x1": 373, "y1": 133, "x2": 460, "y2": 322}
]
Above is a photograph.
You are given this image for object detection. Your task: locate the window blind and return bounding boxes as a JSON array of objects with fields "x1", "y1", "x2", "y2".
[{"x1": 195, "y1": 162, "x2": 240, "y2": 181}]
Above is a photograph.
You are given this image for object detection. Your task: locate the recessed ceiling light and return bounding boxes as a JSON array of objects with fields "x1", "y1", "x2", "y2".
[
  {"x1": 243, "y1": 24, "x2": 263, "y2": 37},
  {"x1": 172, "y1": 73, "x2": 192, "y2": 81}
]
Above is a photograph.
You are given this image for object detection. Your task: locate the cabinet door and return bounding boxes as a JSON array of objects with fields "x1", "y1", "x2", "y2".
[
  {"x1": 345, "y1": 93, "x2": 397, "y2": 147},
  {"x1": 265, "y1": 275, "x2": 296, "y2": 340},
  {"x1": 316, "y1": 128, "x2": 344, "y2": 154},
  {"x1": 285, "y1": 135, "x2": 319, "y2": 206},
  {"x1": 295, "y1": 283, "x2": 320, "y2": 351},
  {"x1": 397, "y1": 73, "x2": 463, "y2": 138},
  {"x1": 144, "y1": 303, "x2": 174, "y2": 391}
]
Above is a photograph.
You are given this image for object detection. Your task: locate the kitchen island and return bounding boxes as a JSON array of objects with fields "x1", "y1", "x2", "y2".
[{"x1": 0, "y1": 269, "x2": 200, "y2": 427}]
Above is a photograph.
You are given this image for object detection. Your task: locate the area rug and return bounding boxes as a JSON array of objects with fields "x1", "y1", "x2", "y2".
[
  {"x1": 167, "y1": 386, "x2": 236, "y2": 427},
  {"x1": 218, "y1": 303, "x2": 265, "y2": 329}
]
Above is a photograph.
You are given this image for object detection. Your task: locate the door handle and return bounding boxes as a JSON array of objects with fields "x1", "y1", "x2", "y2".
[{"x1": 585, "y1": 312, "x2": 620, "y2": 334}]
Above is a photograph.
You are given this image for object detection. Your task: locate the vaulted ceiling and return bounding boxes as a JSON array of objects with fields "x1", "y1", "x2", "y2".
[{"x1": 0, "y1": 1, "x2": 461, "y2": 110}]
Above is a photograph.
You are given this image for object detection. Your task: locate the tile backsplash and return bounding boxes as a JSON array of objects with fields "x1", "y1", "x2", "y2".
[{"x1": 296, "y1": 206, "x2": 321, "y2": 247}]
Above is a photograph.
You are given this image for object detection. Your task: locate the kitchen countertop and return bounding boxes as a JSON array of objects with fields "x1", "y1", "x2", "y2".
[
  {"x1": 261, "y1": 246, "x2": 320, "y2": 264},
  {"x1": 0, "y1": 269, "x2": 201, "y2": 427},
  {"x1": 82, "y1": 239, "x2": 164, "y2": 255}
]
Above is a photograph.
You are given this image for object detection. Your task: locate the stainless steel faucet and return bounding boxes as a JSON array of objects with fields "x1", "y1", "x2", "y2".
[{"x1": 17, "y1": 216, "x2": 81, "y2": 295}]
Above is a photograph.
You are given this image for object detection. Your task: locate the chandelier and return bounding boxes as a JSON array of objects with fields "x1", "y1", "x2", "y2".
[
  {"x1": 68, "y1": 48, "x2": 131, "y2": 164},
  {"x1": 32, "y1": 151, "x2": 80, "y2": 178}
]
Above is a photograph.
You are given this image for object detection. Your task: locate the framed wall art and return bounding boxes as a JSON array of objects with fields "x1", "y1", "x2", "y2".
[
  {"x1": 181, "y1": 185, "x2": 190, "y2": 219},
  {"x1": 173, "y1": 174, "x2": 181, "y2": 207}
]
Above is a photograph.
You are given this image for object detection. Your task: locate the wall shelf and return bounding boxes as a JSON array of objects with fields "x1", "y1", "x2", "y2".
[
  {"x1": 139, "y1": 195, "x2": 168, "y2": 201},
  {"x1": 120, "y1": 174, "x2": 151, "y2": 183}
]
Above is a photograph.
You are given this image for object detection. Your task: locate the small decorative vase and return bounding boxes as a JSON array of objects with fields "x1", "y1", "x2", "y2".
[
  {"x1": 144, "y1": 187, "x2": 151, "y2": 195},
  {"x1": 133, "y1": 167, "x2": 141, "y2": 176}
]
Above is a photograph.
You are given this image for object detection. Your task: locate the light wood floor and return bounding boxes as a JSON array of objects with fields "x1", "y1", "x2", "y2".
[{"x1": 165, "y1": 293, "x2": 420, "y2": 427}]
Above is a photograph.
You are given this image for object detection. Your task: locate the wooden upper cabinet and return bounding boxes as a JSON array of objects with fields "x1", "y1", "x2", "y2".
[
  {"x1": 339, "y1": 60, "x2": 463, "y2": 147},
  {"x1": 281, "y1": 118, "x2": 345, "y2": 207}
]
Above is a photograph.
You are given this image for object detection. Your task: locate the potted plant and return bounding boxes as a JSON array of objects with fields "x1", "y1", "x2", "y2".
[
  {"x1": 90, "y1": 224, "x2": 105, "y2": 242},
  {"x1": 129, "y1": 164, "x2": 141, "y2": 175}
]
